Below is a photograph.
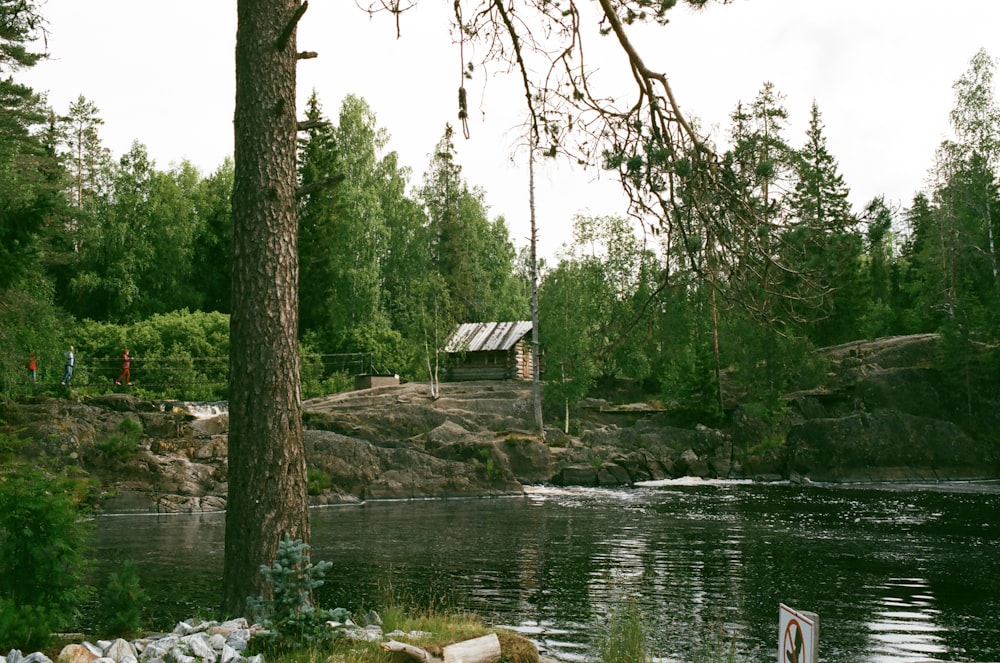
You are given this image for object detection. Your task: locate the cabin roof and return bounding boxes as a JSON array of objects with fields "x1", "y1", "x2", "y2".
[{"x1": 444, "y1": 321, "x2": 533, "y2": 353}]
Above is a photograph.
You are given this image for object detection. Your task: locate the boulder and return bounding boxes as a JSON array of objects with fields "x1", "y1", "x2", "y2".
[{"x1": 57, "y1": 646, "x2": 98, "y2": 663}]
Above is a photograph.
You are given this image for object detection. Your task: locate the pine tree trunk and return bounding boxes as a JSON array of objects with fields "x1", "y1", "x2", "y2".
[{"x1": 222, "y1": 0, "x2": 311, "y2": 617}]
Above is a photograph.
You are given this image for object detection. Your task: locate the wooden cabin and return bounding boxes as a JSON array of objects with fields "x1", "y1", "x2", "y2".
[{"x1": 443, "y1": 321, "x2": 534, "y2": 381}]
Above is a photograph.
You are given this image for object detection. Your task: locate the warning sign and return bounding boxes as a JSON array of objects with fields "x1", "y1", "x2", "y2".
[{"x1": 779, "y1": 604, "x2": 818, "y2": 663}]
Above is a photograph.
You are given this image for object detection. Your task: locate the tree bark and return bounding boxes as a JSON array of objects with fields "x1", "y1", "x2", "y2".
[
  {"x1": 222, "y1": 0, "x2": 311, "y2": 617},
  {"x1": 528, "y1": 142, "x2": 543, "y2": 436}
]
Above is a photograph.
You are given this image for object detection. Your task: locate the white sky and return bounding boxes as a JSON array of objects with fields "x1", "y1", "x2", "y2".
[{"x1": 20, "y1": 0, "x2": 1000, "y2": 260}]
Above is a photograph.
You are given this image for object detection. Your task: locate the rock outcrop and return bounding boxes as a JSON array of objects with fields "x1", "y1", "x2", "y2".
[{"x1": 1, "y1": 334, "x2": 996, "y2": 513}]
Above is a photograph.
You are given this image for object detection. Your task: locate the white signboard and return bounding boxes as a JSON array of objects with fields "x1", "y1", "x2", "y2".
[{"x1": 779, "y1": 604, "x2": 818, "y2": 663}]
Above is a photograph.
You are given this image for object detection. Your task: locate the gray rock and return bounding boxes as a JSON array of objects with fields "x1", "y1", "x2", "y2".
[
  {"x1": 105, "y1": 639, "x2": 136, "y2": 662},
  {"x1": 216, "y1": 645, "x2": 239, "y2": 663},
  {"x1": 184, "y1": 635, "x2": 216, "y2": 663},
  {"x1": 223, "y1": 633, "x2": 248, "y2": 653},
  {"x1": 167, "y1": 647, "x2": 195, "y2": 663}
]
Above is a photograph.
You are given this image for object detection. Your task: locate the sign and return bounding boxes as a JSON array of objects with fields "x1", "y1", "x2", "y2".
[{"x1": 779, "y1": 604, "x2": 818, "y2": 663}]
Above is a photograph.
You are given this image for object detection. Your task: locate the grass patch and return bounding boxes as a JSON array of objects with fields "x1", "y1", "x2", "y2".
[{"x1": 269, "y1": 611, "x2": 536, "y2": 663}]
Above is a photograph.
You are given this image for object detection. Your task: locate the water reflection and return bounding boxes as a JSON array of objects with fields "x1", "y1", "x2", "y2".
[
  {"x1": 91, "y1": 481, "x2": 1000, "y2": 662},
  {"x1": 866, "y1": 577, "x2": 948, "y2": 662}
]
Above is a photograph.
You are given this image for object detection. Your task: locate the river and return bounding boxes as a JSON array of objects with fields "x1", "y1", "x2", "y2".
[{"x1": 92, "y1": 480, "x2": 1000, "y2": 662}]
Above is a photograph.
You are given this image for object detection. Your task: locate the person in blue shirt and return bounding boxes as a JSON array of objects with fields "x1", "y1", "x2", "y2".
[{"x1": 61, "y1": 345, "x2": 74, "y2": 385}]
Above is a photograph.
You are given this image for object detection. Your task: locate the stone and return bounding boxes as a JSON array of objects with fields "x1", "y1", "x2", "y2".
[
  {"x1": 184, "y1": 634, "x2": 216, "y2": 663},
  {"x1": 217, "y1": 645, "x2": 239, "y2": 663},
  {"x1": 167, "y1": 648, "x2": 195, "y2": 663},
  {"x1": 58, "y1": 645, "x2": 99, "y2": 663},
  {"x1": 104, "y1": 639, "x2": 136, "y2": 662}
]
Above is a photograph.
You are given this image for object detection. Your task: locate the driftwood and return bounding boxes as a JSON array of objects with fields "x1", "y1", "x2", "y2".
[{"x1": 382, "y1": 633, "x2": 501, "y2": 663}]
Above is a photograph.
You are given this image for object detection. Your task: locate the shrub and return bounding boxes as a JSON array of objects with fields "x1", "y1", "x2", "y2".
[
  {"x1": 0, "y1": 469, "x2": 93, "y2": 649},
  {"x1": 247, "y1": 537, "x2": 349, "y2": 652},
  {"x1": 97, "y1": 417, "x2": 143, "y2": 463},
  {"x1": 98, "y1": 560, "x2": 148, "y2": 637},
  {"x1": 306, "y1": 468, "x2": 332, "y2": 496}
]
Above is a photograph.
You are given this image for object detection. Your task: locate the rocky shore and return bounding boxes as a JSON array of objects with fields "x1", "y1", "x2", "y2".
[
  {"x1": 1, "y1": 614, "x2": 467, "y2": 663},
  {"x1": 1, "y1": 333, "x2": 997, "y2": 514}
]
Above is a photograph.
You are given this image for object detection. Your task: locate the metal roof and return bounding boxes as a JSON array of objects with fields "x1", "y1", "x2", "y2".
[{"x1": 444, "y1": 321, "x2": 533, "y2": 353}]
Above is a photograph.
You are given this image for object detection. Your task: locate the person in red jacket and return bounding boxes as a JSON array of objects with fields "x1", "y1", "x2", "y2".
[{"x1": 115, "y1": 348, "x2": 132, "y2": 386}]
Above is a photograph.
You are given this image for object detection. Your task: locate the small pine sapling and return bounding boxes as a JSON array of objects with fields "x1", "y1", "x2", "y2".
[{"x1": 247, "y1": 536, "x2": 348, "y2": 652}]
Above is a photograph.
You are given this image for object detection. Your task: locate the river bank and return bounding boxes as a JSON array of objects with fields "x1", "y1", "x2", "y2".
[{"x1": 1, "y1": 333, "x2": 997, "y2": 513}]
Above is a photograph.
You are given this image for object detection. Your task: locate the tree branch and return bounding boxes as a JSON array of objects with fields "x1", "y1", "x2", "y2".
[
  {"x1": 296, "y1": 174, "x2": 344, "y2": 198},
  {"x1": 276, "y1": 1, "x2": 309, "y2": 51},
  {"x1": 297, "y1": 118, "x2": 330, "y2": 132}
]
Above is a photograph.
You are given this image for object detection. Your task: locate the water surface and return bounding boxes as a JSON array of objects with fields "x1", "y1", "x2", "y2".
[{"x1": 93, "y1": 480, "x2": 1000, "y2": 662}]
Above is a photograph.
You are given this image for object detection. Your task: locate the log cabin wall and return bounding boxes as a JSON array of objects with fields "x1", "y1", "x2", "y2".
[{"x1": 443, "y1": 322, "x2": 534, "y2": 382}]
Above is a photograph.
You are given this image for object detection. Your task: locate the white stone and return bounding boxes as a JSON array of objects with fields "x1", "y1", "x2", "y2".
[
  {"x1": 105, "y1": 640, "x2": 136, "y2": 663},
  {"x1": 168, "y1": 647, "x2": 195, "y2": 663},
  {"x1": 223, "y1": 632, "x2": 248, "y2": 652},
  {"x1": 216, "y1": 645, "x2": 238, "y2": 663},
  {"x1": 184, "y1": 634, "x2": 216, "y2": 663}
]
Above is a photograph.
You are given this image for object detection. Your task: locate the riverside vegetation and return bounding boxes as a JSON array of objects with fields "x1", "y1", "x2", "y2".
[
  {"x1": 1, "y1": 330, "x2": 996, "y2": 660},
  {"x1": 4, "y1": 2, "x2": 1000, "y2": 658}
]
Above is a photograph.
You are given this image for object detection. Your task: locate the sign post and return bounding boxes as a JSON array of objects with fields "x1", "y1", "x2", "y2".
[{"x1": 779, "y1": 604, "x2": 818, "y2": 663}]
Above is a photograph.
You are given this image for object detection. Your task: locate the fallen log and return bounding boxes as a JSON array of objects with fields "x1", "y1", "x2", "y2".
[{"x1": 382, "y1": 632, "x2": 502, "y2": 663}]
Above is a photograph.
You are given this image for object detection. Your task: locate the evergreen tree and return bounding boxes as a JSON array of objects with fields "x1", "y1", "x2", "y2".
[
  {"x1": 783, "y1": 101, "x2": 863, "y2": 345},
  {"x1": 900, "y1": 192, "x2": 941, "y2": 332},
  {"x1": 61, "y1": 94, "x2": 110, "y2": 210},
  {"x1": 418, "y1": 124, "x2": 525, "y2": 323},
  {"x1": 297, "y1": 92, "x2": 410, "y2": 369},
  {"x1": 0, "y1": 0, "x2": 59, "y2": 288}
]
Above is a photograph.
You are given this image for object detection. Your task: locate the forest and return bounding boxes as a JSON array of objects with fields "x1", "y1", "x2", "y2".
[{"x1": 2, "y1": 6, "x2": 1000, "y2": 426}]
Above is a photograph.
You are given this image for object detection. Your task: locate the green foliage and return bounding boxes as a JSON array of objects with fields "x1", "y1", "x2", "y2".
[
  {"x1": 0, "y1": 468, "x2": 93, "y2": 649},
  {"x1": 306, "y1": 468, "x2": 332, "y2": 496},
  {"x1": 476, "y1": 447, "x2": 501, "y2": 482},
  {"x1": 300, "y1": 341, "x2": 355, "y2": 400},
  {"x1": 247, "y1": 537, "x2": 349, "y2": 653},
  {"x1": 96, "y1": 417, "x2": 143, "y2": 463},
  {"x1": 0, "y1": 278, "x2": 67, "y2": 395},
  {"x1": 97, "y1": 559, "x2": 147, "y2": 637},
  {"x1": 71, "y1": 309, "x2": 230, "y2": 400},
  {"x1": 596, "y1": 598, "x2": 648, "y2": 663}
]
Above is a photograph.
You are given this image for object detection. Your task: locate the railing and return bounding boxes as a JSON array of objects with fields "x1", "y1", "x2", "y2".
[{"x1": 5, "y1": 352, "x2": 376, "y2": 400}]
